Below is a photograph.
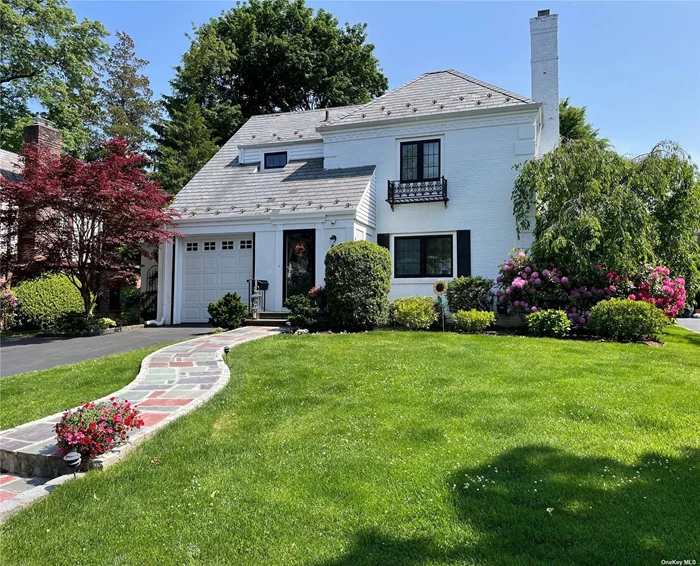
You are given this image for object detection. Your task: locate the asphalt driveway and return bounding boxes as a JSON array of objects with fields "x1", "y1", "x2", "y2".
[
  {"x1": 0, "y1": 325, "x2": 213, "y2": 377},
  {"x1": 678, "y1": 318, "x2": 700, "y2": 334}
]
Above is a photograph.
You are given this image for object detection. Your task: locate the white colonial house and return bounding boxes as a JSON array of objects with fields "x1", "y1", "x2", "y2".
[{"x1": 153, "y1": 10, "x2": 559, "y2": 324}]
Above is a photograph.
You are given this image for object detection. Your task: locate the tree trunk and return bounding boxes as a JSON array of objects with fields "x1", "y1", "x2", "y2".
[{"x1": 81, "y1": 286, "x2": 93, "y2": 316}]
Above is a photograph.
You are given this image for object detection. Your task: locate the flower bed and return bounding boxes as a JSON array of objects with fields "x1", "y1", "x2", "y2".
[
  {"x1": 55, "y1": 398, "x2": 144, "y2": 463},
  {"x1": 496, "y1": 252, "x2": 686, "y2": 326}
]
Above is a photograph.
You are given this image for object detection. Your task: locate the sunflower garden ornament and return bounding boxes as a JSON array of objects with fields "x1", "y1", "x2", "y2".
[{"x1": 433, "y1": 280, "x2": 448, "y2": 331}]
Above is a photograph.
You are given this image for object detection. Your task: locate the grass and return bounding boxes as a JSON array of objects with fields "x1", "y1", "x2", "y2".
[
  {"x1": 1, "y1": 326, "x2": 699, "y2": 565},
  {"x1": 0, "y1": 342, "x2": 178, "y2": 430}
]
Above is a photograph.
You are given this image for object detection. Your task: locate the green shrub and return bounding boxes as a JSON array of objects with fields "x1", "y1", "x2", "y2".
[
  {"x1": 446, "y1": 276, "x2": 494, "y2": 312},
  {"x1": 391, "y1": 296, "x2": 438, "y2": 330},
  {"x1": 527, "y1": 309, "x2": 571, "y2": 338},
  {"x1": 325, "y1": 241, "x2": 391, "y2": 330},
  {"x1": 588, "y1": 298, "x2": 668, "y2": 342},
  {"x1": 13, "y1": 273, "x2": 84, "y2": 329},
  {"x1": 285, "y1": 295, "x2": 317, "y2": 329},
  {"x1": 55, "y1": 313, "x2": 115, "y2": 332},
  {"x1": 452, "y1": 309, "x2": 496, "y2": 333},
  {"x1": 207, "y1": 293, "x2": 248, "y2": 329},
  {"x1": 118, "y1": 287, "x2": 142, "y2": 325}
]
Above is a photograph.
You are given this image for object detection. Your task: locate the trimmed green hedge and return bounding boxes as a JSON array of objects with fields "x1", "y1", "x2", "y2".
[
  {"x1": 325, "y1": 241, "x2": 391, "y2": 330},
  {"x1": 391, "y1": 296, "x2": 438, "y2": 330},
  {"x1": 589, "y1": 298, "x2": 668, "y2": 342},
  {"x1": 207, "y1": 293, "x2": 247, "y2": 329},
  {"x1": 527, "y1": 309, "x2": 571, "y2": 338},
  {"x1": 452, "y1": 309, "x2": 496, "y2": 333},
  {"x1": 446, "y1": 276, "x2": 494, "y2": 312},
  {"x1": 13, "y1": 273, "x2": 84, "y2": 329}
]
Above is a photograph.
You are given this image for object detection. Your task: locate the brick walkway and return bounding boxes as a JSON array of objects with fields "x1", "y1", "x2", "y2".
[{"x1": 0, "y1": 326, "x2": 280, "y2": 522}]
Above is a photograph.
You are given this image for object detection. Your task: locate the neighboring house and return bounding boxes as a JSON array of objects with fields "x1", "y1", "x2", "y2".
[
  {"x1": 0, "y1": 118, "x2": 64, "y2": 285},
  {"x1": 156, "y1": 10, "x2": 559, "y2": 323}
]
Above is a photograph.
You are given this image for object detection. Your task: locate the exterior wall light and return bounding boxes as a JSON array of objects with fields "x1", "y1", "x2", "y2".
[{"x1": 329, "y1": 235, "x2": 337, "y2": 246}]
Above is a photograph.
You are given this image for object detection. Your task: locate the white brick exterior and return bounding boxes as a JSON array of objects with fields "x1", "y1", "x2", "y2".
[
  {"x1": 323, "y1": 109, "x2": 537, "y2": 298},
  {"x1": 530, "y1": 12, "x2": 559, "y2": 154}
]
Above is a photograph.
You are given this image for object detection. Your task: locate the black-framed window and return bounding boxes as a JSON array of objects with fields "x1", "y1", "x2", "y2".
[
  {"x1": 394, "y1": 235, "x2": 453, "y2": 278},
  {"x1": 264, "y1": 152, "x2": 287, "y2": 169},
  {"x1": 400, "y1": 139, "x2": 440, "y2": 182}
]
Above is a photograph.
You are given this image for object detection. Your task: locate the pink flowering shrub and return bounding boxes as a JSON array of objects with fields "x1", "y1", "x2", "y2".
[
  {"x1": 629, "y1": 265, "x2": 686, "y2": 318},
  {"x1": 1, "y1": 289, "x2": 21, "y2": 330},
  {"x1": 497, "y1": 252, "x2": 686, "y2": 326},
  {"x1": 54, "y1": 398, "x2": 144, "y2": 463}
]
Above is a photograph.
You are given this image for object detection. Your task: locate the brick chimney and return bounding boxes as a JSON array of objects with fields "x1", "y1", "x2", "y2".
[
  {"x1": 23, "y1": 117, "x2": 63, "y2": 154},
  {"x1": 530, "y1": 10, "x2": 559, "y2": 154}
]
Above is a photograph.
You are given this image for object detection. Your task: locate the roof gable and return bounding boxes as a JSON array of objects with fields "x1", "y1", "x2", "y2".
[{"x1": 320, "y1": 70, "x2": 535, "y2": 129}]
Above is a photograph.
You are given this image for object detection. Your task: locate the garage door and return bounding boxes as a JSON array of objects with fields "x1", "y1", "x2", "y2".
[{"x1": 181, "y1": 236, "x2": 254, "y2": 323}]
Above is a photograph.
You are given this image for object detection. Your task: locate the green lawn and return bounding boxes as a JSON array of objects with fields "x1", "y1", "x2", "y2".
[
  {"x1": 0, "y1": 343, "x2": 178, "y2": 430},
  {"x1": 2, "y1": 327, "x2": 699, "y2": 565}
]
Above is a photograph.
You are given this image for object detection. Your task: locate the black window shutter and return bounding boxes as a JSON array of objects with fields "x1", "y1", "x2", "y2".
[
  {"x1": 377, "y1": 233, "x2": 390, "y2": 251},
  {"x1": 456, "y1": 230, "x2": 471, "y2": 277}
]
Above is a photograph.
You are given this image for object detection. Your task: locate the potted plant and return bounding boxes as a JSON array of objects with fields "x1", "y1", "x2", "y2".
[{"x1": 307, "y1": 286, "x2": 327, "y2": 312}]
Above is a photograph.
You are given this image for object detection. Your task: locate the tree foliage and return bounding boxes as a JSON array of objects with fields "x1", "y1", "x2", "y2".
[
  {"x1": 0, "y1": 0, "x2": 108, "y2": 155},
  {"x1": 101, "y1": 31, "x2": 159, "y2": 152},
  {"x1": 0, "y1": 140, "x2": 178, "y2": 313},
  {"x1": 559, "y1": 97, "x2": 609, "y2": 148},
  {"x1": 155, "y1": 0, "x2": 388, "y2": 191},
  {"x1": 512, "y1": 139, "x2": 700, "y2": 301},
  {"x1": 152, "y1": 99, "x2": 219, "y2": 194}
]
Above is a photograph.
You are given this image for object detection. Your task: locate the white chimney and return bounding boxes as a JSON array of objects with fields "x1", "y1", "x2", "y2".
[{"x1": 530, "y1": 10, "x2": 559, "y2": 154}]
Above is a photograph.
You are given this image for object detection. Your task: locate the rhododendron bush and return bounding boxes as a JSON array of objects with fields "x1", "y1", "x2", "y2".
[
  {"x1": 497, "y1": 252, "x2": 686, "y2": 325},
  {"x1": 55, "y1": 398, "x2": 144, "y2": 463}
]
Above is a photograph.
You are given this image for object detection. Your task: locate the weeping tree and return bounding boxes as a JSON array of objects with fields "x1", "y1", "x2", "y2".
[{"x1": 512, "y1": 139, "x2": 700, "y2": 302}]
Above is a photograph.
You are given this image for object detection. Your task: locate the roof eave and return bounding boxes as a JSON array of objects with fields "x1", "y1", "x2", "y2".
[
  {"x1": 317, "y1": 102, "x2": 542, "y2": 133},
  {"x1": 237, "y1": 137, "x2": 321, "y2": 150}
]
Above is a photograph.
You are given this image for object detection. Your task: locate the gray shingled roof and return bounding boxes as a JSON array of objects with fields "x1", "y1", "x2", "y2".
[
  {"x1": 320, "y1": 70, "x2": 536, "y2": 129},
  {"x1": 234, "y1": 106, "x2": 360, "y2": 147},
  {"x1": 173, "y1": 152, "x2": 374, "y2": 219},
  {"x1": 0, "y1": 148, "x2": 22, "y2": 182}
]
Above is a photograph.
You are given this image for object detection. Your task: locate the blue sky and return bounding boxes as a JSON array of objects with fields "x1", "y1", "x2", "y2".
[{"x1": 70, "y1": 1, "x2": 700, "y2": 160}]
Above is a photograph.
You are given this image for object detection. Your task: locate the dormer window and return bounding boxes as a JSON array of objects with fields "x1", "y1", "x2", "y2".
[{"x1": 264, "y1": 152, "x2": 287, "y2": 169}]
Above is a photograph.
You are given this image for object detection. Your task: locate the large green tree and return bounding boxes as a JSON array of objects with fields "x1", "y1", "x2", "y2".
[
  {"x1": 152, "y1": 99, "x2": 219, "y2": 194},
  {"x1": 559, "y1": 97, "x2": 610, "y2": 148},
  {"x1": 0, "y1": 0, "x2": 108, "y2": 155},
  {"x1": 101, "y1": 31, "x2": 159, "y2": 152},
  {"x1": 155, "y1": 0, "x2": 388, "y2": 192},
  {"x1": 512, "y1": 139, "x2": 700, "y2": 301}
]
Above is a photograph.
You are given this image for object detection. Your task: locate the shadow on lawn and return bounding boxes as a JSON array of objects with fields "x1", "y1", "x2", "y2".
[{"x1": 317, "y1": 446, "x2": 700, "y2": 566}]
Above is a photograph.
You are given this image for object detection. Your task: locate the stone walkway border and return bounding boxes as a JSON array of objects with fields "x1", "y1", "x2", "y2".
[{"x1": 0, "y1": 326, "x2": 280, "y2": 523}]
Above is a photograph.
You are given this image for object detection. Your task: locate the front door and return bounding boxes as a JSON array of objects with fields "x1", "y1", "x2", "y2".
[{"x1": 283, "y1": 229, "x2": 315, "y2": 302}]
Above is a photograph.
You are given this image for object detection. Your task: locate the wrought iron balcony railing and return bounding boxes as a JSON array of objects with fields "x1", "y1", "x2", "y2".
[{"x1": 387, "y1": 177, "x2": 448, "y2": 210}]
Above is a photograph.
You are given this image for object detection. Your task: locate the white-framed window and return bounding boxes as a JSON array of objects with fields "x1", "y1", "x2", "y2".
[
  {"x1": 222, "y1": 241, "x2": 235, "y2": 250},
  {"x1": 186, "y1": 242, "x2": 199, "y2": 252},
  {"x1": 203, "y1": 241, "x2": 216, "y2": 251},
  {"x1": 264, "y1": 152, "x2": 287, "y2": 169},
  {"x1": 240, "y1": 240, "x2": 253, "y2": 249}
]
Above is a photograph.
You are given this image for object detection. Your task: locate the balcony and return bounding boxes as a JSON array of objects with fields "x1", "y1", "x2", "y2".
[{"x1": 387, "y1": 177, "x2": 448, "y2": 210}]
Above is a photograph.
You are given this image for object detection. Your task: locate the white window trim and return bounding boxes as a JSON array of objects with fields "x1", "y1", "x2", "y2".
[
  {"x1": 394, "y1": 134, "x2": 445, "y2": 182},
  {"x1": 389, "y1": 231, "x2": 457, "y2": 283}
]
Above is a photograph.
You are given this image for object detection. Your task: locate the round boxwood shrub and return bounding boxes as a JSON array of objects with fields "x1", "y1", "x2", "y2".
[
  {"x1": 527, "y1": 309, "x2": 571, "y2": 338},
  {"x1": 588, "y1": 298, "x2": 668, "y2": 342},
  {"x1": 285, "y1": 294, "x2": 317, "y2": 329},
  {"x1": 207, "y1": 292, "x2": 248, "y2": 329},
  {"x1": 446, "y1": 276, "x2": 494, "y2": 312},
  {"x1": 452, "y1": 309, "x2": 496, "y2": 333},
  {"x1": 13, "y1": 273, "x2": 84, "y2": 329},
  {"x1": 325, "y1": 241, "x2": 391, "y2": 330},
  {"x1": 391, "y1": 296, "x2": 438, "y2": 330}
]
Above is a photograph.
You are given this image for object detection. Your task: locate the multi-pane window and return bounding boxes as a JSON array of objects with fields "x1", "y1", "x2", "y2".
[
  {"x1": 240, "y1": 240, "x2": 253, "y2": 249},
  {"x1": 400, "y1": 140, "x2": 441, "y2": 181},
  {"x1": 394, "y1": 235, "x2": 452, "y2": 277},
  {"x1": 264, "y1": 152, "x2": 287, "y2": 169},
  {"x1": 203, "y1": 241, "x2": 216, "y2": 251},
  {"x1": 222, "y1": 241, "x2": 235, "y2": 250},
  {"x1": 186, "y1": 242, "x2": 199, "y2": 252}
]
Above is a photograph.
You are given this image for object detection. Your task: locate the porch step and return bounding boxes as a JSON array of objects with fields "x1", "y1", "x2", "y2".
[
  {"x1": 244, "y1": 318, "x2": 288, "y2": 327},
  {"x1": 257, "y1": 311, "x2": 288, "y2": 320}
]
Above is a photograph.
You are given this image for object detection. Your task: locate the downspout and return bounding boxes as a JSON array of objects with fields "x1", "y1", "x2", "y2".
[{"x1": 170, "y1": 240, "x2": 175, "y2": 325}]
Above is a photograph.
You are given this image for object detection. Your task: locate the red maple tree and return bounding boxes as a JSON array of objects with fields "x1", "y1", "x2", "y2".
[{"x1": 1, "y1": 138, "x2": 179, "y2": 314}]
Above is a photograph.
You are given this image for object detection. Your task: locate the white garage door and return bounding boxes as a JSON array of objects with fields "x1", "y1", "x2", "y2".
[{"x1": 181, "y1": 236, "x2": 254, "y2": 323}]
